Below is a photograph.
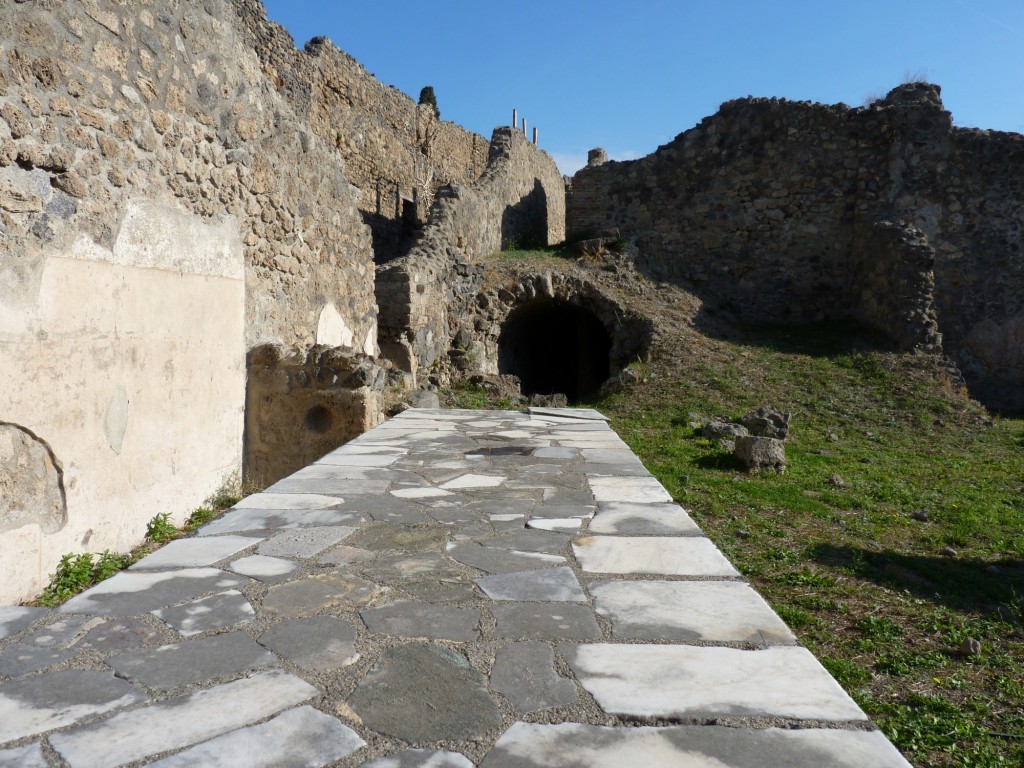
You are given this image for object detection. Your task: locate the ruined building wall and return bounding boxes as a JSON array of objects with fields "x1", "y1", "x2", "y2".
[
  {"x1": 569, "y1": 83, "x2": 1023, "y2": 411},
  {"x1": 230, "y1": 0, "x2": 490, "y2": 262},
  {"x1": 0, "y1": 0, "x2": 379, "y2": 602},
  {"x1": 376, "y1": 127, "x2": 567, "y2": 376}
]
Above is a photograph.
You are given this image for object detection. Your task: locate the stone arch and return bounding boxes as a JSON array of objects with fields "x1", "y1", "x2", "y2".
[
  {"x1": 470, "y1": 272, "x2": 652, "y2": 401},
  {"x1": 498, "y1": 299, "x2": 612, "y2": 400}
]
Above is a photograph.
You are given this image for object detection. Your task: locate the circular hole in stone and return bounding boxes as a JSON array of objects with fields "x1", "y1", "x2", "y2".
[{"x1": 304, "y1": 405, "x2": 332, "y2": 433}]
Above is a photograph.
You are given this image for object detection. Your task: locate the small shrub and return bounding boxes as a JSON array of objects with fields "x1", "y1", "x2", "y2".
[
  {"x1": 37, "y1": 550, "x2": 133, "y2": 607},
  {"x1": 145, "y1": 512, "x2": 178, "y2": 543},
  {"x1": 184, "y1": 506, "x2": 217, "y2": 532}
]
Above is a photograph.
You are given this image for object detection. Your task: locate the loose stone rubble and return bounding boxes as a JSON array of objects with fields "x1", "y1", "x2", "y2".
[{"x1": 0, "y1": 408, "x2": 911, "y2": 767}]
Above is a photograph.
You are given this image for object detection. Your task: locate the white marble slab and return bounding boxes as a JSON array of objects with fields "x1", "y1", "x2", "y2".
[
  {"x1": 588, "y1": 502, "x2": 702, "y2": 535},
  {"x1": 564, "y1": 644, "x2": 868, "y2": 721},
  {"x1": 234, "y1": 493, "x2": 344, "y2": 510},
  {"x1": 586, "y1": 476, "x2": 673, "y2": 503},
  {"x1": 440, "y1": 474, "x2": 507, "y2": 489},
  {"x1": 130, "y1": 536, "x2": 260, "y2": 570},
  {"x1": 590, "y1": 580, "x2": 796, "y2": 643},
  {"x1": 573, "y1": 536, "x2": 740, "y2": 576},
  {"x1": 50, "y1": 670, "x2": 317, "y2": 768}
]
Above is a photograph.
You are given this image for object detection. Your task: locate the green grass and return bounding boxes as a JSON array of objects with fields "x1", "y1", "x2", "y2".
[
  {"x1": 586, "y1": 321, "x2": 1023, "y2": 767},
  {"x1": 36, "y1": 551, "x2": 136, "y2": 607}
]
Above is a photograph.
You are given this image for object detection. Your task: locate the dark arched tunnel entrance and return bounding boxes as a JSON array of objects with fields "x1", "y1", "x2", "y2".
[{"x1": 498, "y1": 300, "x2": 612, "y2": 401}]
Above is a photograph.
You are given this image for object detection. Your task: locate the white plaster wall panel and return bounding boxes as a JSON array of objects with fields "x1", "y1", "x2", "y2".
[{"x1": 0, "y1": 203, "x2": 245, "y2": 603}]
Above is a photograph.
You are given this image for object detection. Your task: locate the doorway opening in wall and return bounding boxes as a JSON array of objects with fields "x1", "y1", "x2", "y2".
[{"x1": 498, "y1": 300, "x2": 612, "y2": 402}]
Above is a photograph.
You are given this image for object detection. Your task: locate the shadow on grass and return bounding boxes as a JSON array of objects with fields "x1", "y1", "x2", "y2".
[
  {"x1": 692, "y1": 452, "x2": 747, "y2": 472},
  {"x1": 810, "y1": 544, "x2": 1024, "y2": 623}
]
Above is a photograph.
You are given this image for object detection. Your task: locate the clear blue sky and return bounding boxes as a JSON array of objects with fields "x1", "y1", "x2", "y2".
[{"x1": 260, "y1": 0, "x2": 1024, "y2": 174}]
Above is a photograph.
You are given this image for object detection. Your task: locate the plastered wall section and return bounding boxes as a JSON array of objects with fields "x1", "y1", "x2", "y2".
[{"x1": 0, "y1": 201, "x2": 245, "y2": 604}]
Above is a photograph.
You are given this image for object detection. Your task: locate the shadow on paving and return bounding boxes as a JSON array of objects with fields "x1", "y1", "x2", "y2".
[{"x1": 810, "y1": 544, "x2": 1024, "y2": 622}]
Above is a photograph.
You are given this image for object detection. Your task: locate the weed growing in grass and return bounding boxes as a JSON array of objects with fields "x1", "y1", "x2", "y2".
[
  {"x1": 145, "y1": 512, "x2": 178, "y2": 543},
  {"x1": 37, "y1": 551, "x2": 134, "y2": 607}
]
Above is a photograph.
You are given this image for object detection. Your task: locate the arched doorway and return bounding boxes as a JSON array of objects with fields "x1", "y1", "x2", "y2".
[{"x1": 498, "y1": 300, "x2": 612, "y2": 401}]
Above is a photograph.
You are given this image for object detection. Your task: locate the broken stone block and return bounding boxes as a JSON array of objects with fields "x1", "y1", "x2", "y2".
[
  {"x1": 734, "y1": 435, "x2": 787, "y2": 472},
  {"x1": 738, "y1": 405, "x2": 792, "y2": 439}
]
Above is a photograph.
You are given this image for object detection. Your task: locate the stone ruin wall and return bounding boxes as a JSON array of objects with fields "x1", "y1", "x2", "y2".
[
  {"x1": 230, "y1": 0, "x2": 490, "y2": 263},
  {"x1": 0, "y1": 0, "x2": 384, "y2": 602},
  {"x1": 568, "y1": 84, "x2": 1023, "y2": 411},
  {"x1": 376, "y1": 126, "x2": 567, "y2": 378}
]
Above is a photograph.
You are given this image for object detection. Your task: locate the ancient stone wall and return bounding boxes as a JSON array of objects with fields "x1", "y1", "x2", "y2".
[
  {"x1": 243, "y1": 344, "x2": 391, "y2": 486},
  {"x1": 568, "y1": 83, "x2": 1023, "y2": 410},
  {"x1": 376, "y1": 127, "x2": 566, "y2": 377},
  {"x1": 229, "y1": 0, "x2": 490, "y2": 263},
  {"x1": 0, "y1": 0, "x2": 379, "y2": 601}
]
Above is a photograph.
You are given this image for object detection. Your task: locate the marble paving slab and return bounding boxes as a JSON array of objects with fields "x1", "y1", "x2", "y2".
[{"x1": 0, "y1": 408, "x2": 908, "y2": 767}]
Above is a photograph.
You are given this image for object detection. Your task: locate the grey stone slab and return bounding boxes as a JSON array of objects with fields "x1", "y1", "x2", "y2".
[
  {"x1": 586, "y1": 475, "x2": 673, "y2": 503},
  {"x1": 0, "y1": 669, "x2": 144, "y2": 742},
  {"x1": 130, "y1": 535, "x2": 260, "y2": 570},
  {"x1": 340, "y1": 493, "x2": 432, "y2": 524},
  {"x1": 426, "y1": 507, "x2": 482, "y2": 525},
  {"x1": 446, "y1": 542, "x2": 565, "y2": 574},
  {"x1": 489, "y1": 642, "x2": 578, "y2": 713},
  {"x1": 390, "y1": 486, "x2": 454, "y2": 499},
  {"x1": 314, "y1": 453, "x2": 399, "y2": 467},
  {"x1": 346, "y1": 523, "x2": 448, "y2": 552},
  {"x1": 228, "y1": 554, "x2": 300, "y2": 583},
  {"x1": 319, "y1": 544, "x2": 376, "y2": 567},
  {"x1": 106, "y1": 630, "x2": 276, "y2": 690},
  {"x1": 152, "y1": 589, "x2": 254, "y2": 636},
  {"x1": 348, "y1": 643, "x2": 502, "y2": 742},
  {"x1": 589, "y1": 501, "x2": 702, "y2": 535},
  {"x1": 361, "y1": 600, "x2": 480, "y2": 641},
  {"x1": 359, "y1": 749, "x2": 473, "y2": 768},
  {"x1": 146, "y1": 706, "x2": 365, "y2": 768},
  {"x1": 480, "y1": 529, "x2": 569, "y2": 554},
  {"x1": 262, "y1": 573, "x2": 384, "y2": 618},
  {"x1": 258, "y1": 526, "x2": 355, "y2": 558},
  {"x1": 258, "y1": 616, "x2": 360, "y2": 672},
  {"x1": 540, "y1": 487, "x2": 598, "y2": 506},
  {"x1": 476, "y1": 567, "x2": 586, "y2": 602},
  {"x1": 489, "y1": 514, "x2": 527, "y2": 532},
  {"x1": 197, "y1": 507, "x2": 364, "y2": 535},
  {"x1": 591, "y1": 580, "x2": 797, "y2": 644},
  {"x1": 563, "y1": 644, "x2": 868, "y2": 721},
  {"x1": 467, "y1": 499, "x2": 535, "y2": 516},
  {"x1": 24, "y1": 615, "x2": 96, "y2": 647},
  {"x1": 396, "y1": 575, "x2": 481, "y2": 603},
  {"x1": 0, "y1": 743, "x2": 47, "y2": 767},
  {"x1": 480, "y1": 722, "x2": 912, "y2": 768},
  {"x1": 59, "y1": 569, "x2": 252, "y2": 616},
  {"x1": 0, "y1": 644, "x2": 73, "y2": 677},
  {"x1": 0, "y1": 606, "x2": 45, "y2": 640},
  {"x1": 49, "y1": 670, "x2": 317, "y2": 768},
  {"x1": 573, "y1": 536, "x2": 741, "y2": 576},
  {"x1": 71, "y1": 617, "x2": 165, "y2": 652},
  {"x1": 359, "y1": 551, "x2": 463, "y2": 583},
  {"x1": 491, "y1": 603, "x2": 601, "y2": 640}
]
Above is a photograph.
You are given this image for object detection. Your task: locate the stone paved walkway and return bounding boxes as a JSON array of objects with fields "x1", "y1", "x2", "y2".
[{"x1": 0, "y1": 408, "x2": 912, "y2": 767}]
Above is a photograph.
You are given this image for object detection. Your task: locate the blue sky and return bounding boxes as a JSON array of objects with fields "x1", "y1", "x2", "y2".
[{"x1": 260, "y1": 0, "x2": 1024, "y2": 174}]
